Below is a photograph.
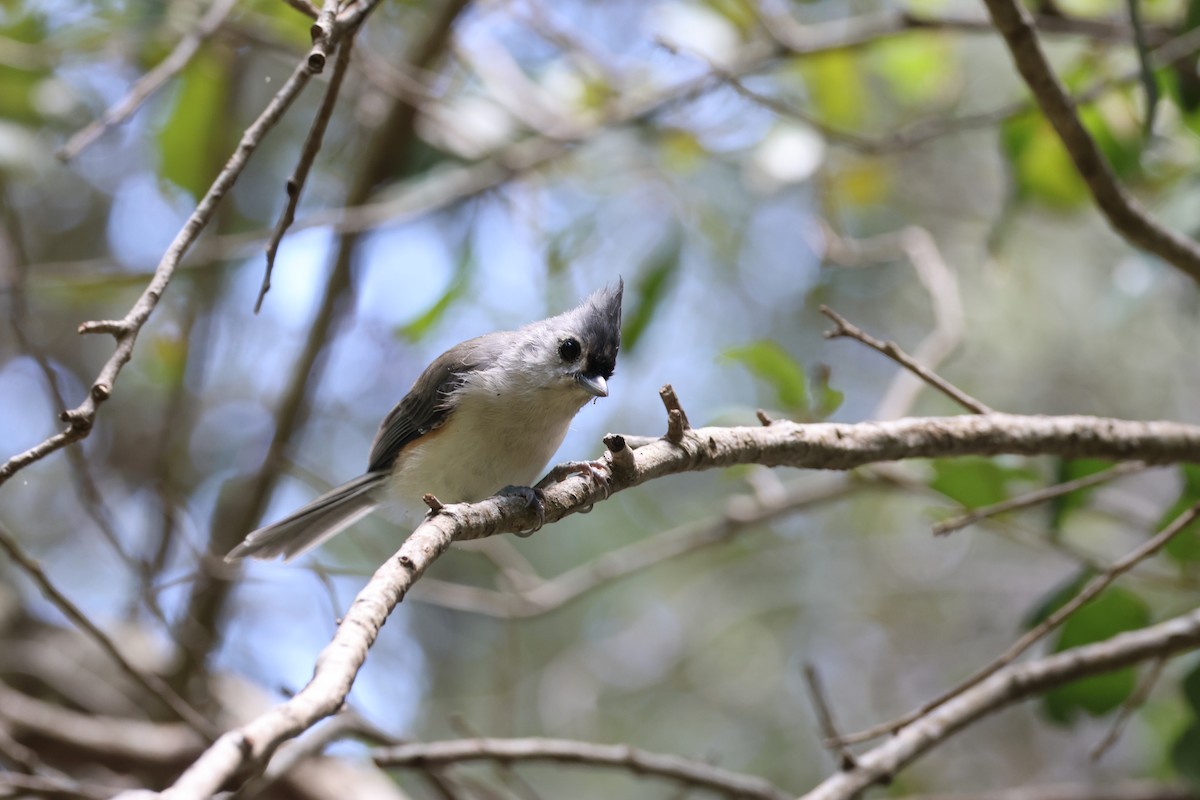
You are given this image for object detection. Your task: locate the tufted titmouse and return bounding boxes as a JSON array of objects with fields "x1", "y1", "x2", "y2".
[{"x1": 225, "y1": 280, "x2": 623, "y2": 561}]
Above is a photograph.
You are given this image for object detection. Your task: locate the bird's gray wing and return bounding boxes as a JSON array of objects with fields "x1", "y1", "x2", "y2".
[{"x1": 367, "y1": 336, "x2": 497, "y2": 472}]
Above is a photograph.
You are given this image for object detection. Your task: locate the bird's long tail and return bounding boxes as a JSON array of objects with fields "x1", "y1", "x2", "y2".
[{"x1": 225, "y1": 472, "x2": 388, "y2": 562}]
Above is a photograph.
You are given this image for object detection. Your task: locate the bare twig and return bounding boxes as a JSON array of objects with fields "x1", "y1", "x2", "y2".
[
  {"x1": 901, "y1": 783, "x2": 1200, "y2": 800},
  {"x1": 410, "y1": 475, "x2": 862, "y2": 617},
  {"x1": 160, "y1": 409, "x2": 1200, "y2": 795},
  {"x1": 0, "y1": 523, "x2": 216, "y2": 738},
  {"x1": 979, "y1": 0, "x2": 1200, "y2": 284},
  {"x1": 0, "y1": 57, "x2": 317, "y2": 488},
  {"x1": 934, "y1": 460, "x2": 1150, "y2": 535},
  {"x1": 166, "y1": 0, "x2": 471, "y2": 693},
  {"x1": 834, "y1": 497, "x2": 1200, "y2": 745},
  {"x1": 0, "y1": 681, "x2": 204, "y2": 763},
  {"x1": 373, "y1": 737, "x2": 794, "y2": 800},
  {"x1": 1, "y1": 195, "x2": 136, "y2": 570},
  {"x1": 802, "y1": 608, "x2": 1200, "y2": 800},
  {"x1": 0, "y1": 772, "x2": 115, "y2": 800},
  {"x1": 803, "y1": 664, "x2": 856, "y2": 770},
  {"x1": 279, "y1": 0, "x2": 320, "y2": 18},
  {"x1": 1090, "y1": 654, "x2": 1168, "y2": 761},
  {"x1": 257, "y1": 21, "x2": 359, "y2": 312},
  {"x1": 57, "y1": 0, "x2": 242, "y2": 161},
  {"x1": 819, "y1": 306, "x2": 991, "y2": 414},
  {"x1": 306, "y1": 0, "x2": 341, "y2": 73}
]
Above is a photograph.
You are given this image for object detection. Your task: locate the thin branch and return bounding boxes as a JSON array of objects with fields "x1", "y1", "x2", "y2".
[
  {"x1": 166, "y1": 0, "x2": 471, "y2": 692},
  {"x1": 1, "y1": 194, "x2": 136, "y2": 571},
  {"x1": 0, "y1": 773, "x2": 115, "y2": 800},
  {"x1": 979, "y1": 0, "x2": 1200, "y2": 284},
  {"x1": 901, "y1": 784, "x2": 1200, "y2": 800},
  {"x1": 57, "y1": 0, "x2": 242, "y2": 161},
  {"x1": 820, "y1": 225, "x2": 967, "y2": 420},
  {"x1": 160, "y1": 406, "x2": 1200, "y2": 795},
  {"x1": 279, "y1": 0, "x2": 320, "y2": 18},
  {"x1": 306, "y1": 0, "x2": 341, "y2": 73},
  {"x1": 257, "y1": 21, "x2": 359, "y2": 312},
  {"x1": 804, "y1": 664, "x2": 856, "y2": 770},
  {"x1": 0, "y1": 681, "x2": 203, "y2": 763},
  {"x1": 934, "y1": 460, "x2": 1150, "y2": 535},
  {"x1": 819, "y1": 306, "x2": 991, "y2": 414},
  {"x1": 1090, "y1": 654, "x2": 1168, "y2": 761},
  {"x1": 0, "y1": 57, "x2": 317, "y2": 488},
  {"x1": 801, "y1": 608, "x2": 1200, "y2": 800},
  {"x1": 410, "y1": 475, "x2": 861, "y2": 618},
  {"x1": 372, "y1": 737, "x2": 793, "y2": 800},
  {"x1": 0, "y1": 523, "x2": 216, "y2": 738},
  {"x1": 834, "y1": 497, "x2": 1200, "y2": 745}
]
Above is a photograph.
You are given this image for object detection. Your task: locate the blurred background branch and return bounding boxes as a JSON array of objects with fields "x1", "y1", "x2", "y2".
[{"x1": 5, "y1": 0, "x2": 1200, "y2": 796}]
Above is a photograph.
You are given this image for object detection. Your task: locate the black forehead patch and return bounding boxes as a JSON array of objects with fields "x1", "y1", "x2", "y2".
[{"x1": 580, "y1": 279, "x2": 623, "y2": 379}]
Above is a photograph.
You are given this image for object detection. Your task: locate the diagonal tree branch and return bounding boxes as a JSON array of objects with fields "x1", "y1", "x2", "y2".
[
  {"x1": 800, "y1": 607, "x2": 1200, "y2": 800},
  {"x1": 979, "y1": 0, "x2": 1200, "y2": 284},
  {"x1": 166, "y1": 0, "x2": 474, "y2": 693},
  {"x1": 256, "y1": 21, "x2": 359, "y2": 312},
  {"x1": 57, "y1": 0, "x2": 242, "y2": 162},
  {"x1": 157, "y1": 401, "x2": 1200, "y2": 796},
  {"x1": 373, "y1": 737, "x2": 794, "y2": 800},
  {"x1": 835, "y1": 495, "x2": 1200, "y2": 744},
  {"x1": 0, "y1": 56, "x2": 318, "y2": 488},
  {"x1": 0, "y1": 523, "x2": 216, "y2": 738}
]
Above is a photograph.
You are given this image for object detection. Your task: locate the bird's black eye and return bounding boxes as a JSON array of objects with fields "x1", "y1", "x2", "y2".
[{"x1": 558, "y1": 337, "x2": 581, "y2": 362}]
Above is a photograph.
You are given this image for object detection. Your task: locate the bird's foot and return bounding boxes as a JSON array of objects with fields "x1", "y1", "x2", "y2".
[
  {"x1": 498, "y1": 485, "x2": 545, "y2": 536},
  {"x1": 536, "y1": 459, "x2": 612, "y2": 513}
]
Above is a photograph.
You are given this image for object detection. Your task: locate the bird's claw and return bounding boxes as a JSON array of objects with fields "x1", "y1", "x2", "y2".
[
  {"x1": 536, "y1": 459, "x2": 612, "y2": 502},
  {"x1": 498, "y1": 485, "x2": 545, "y2": 536}
]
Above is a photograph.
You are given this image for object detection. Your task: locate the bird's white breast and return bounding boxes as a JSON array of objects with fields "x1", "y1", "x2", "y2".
[{"x1": 386, "y1": 382, "x2": 588, "y2": 512}]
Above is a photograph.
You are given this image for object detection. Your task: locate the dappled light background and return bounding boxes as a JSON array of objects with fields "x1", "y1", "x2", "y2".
[{"x1": 3, "y1": 0, "x2": 1200, "y2": 796}]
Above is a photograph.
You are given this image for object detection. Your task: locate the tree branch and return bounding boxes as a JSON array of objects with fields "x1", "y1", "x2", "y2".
[
  {"x1": 978, "y1": 0, "x2": 1200, "y2": 283},
  {"x1": 0, "y1": 56, "x2": 317, "y2": 487},
  {"x1": 372, "y1": 737, "x2": 793, "y2": 800},
  {"x1": 156, "y1": 403, "x2": 1200, "y2": 796},
  {"x1": 56, "y1": 0, "x2": 242, "y2": 162},
  {"x1": 800, "y1": 607, "x2": 1200, "y2": 800},
  {"x1": 0, "y1": 523, "x2": 216, "y2": 738}
]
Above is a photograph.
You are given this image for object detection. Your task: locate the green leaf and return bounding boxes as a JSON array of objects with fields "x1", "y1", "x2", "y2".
[
  {"x1": 928, "y1": 457, "x2": 1039, "y2": 510},
  {"x1": 810, "y1": 363, "x2": 844, "y2": 420},
  {"x1": 1158, "y1": 464, "x2": 1200, "y2": 563},
  {"x1": 723, "y1": 341, "x2": 809, "y2": 413},
  {"x1": 1124, "y1": 0, "x2": 1159, "y2": 138},
  {"x1": 1000, "y1": 113, "x2": 1089, "y2": 208},
  {"x1": 1049, "y1": 458, "x2": 1114, "y2": 532},
  {"x1": 1024, "y1": 569, "x2": 1092, "y2": 629},
  {"x1": 1040, "y1": 586, "x2": 1151, "y2": 723},
  {"x1": 867, "y1": 34, "x2": 954, "y2": 107},
  {"x1": 795, "y1": 51, "x2": 867, "y2": 129},
  {"x1": 157, "y1": 47, "x2": 230, "y2": 198},
  {"x1": 396, "y1": 239, "x2": 472, "y2": 341},
  {"x1": 622, "y1": 229, "x2": 681, "y2": 352},
  {"x1": 1170, "y1": 723, "x2": 1200, "y2": 785},
  {"x1": 1183, "y1": 657, "x2": 1200, "y2": 714}
]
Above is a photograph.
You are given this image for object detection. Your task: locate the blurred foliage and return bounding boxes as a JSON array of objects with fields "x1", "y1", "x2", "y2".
[
  {"x1": 5, "y1": 0, "x2": 1200, "y2": 795},
  {"x1": 1048, "y1": 458, "x2": 1115, "y2": 533},
  {"x1": 722, "y1": 340, "x2": 843, "y2": 419},
  {"x1": 1028, "y1": 577, "x2": 1151, "y2": 721},
  {"x1": 1173, "y1": 660, "x2": 1200, "y2": 784},
  {"x1": 928, "y1": 457, "x2": 1039, "y2": 509},
  {"x1": 1159, "y1": 464, "x2": 1200, "y2": 563},
  {"x1": 158, "y1": 48, "x2": 231, "y2": 199}
]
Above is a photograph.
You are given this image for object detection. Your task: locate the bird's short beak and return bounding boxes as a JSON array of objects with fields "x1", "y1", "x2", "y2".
[{"x1": 576, "y1": 373, "x2": 608, "y2": 398}]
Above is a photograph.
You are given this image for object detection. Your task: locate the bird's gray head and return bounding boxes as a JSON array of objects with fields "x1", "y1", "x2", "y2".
[
  {"x1": 536, "y1": 278, "x2": 623, "y2": 398},
  {"x1": 488, "y1": 279, "x2": 623, "y2": 401}
]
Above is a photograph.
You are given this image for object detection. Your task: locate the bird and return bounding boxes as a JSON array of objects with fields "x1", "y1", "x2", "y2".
[{"x1": 225, "y1": 280, "x2": 623, "y2": 561}]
